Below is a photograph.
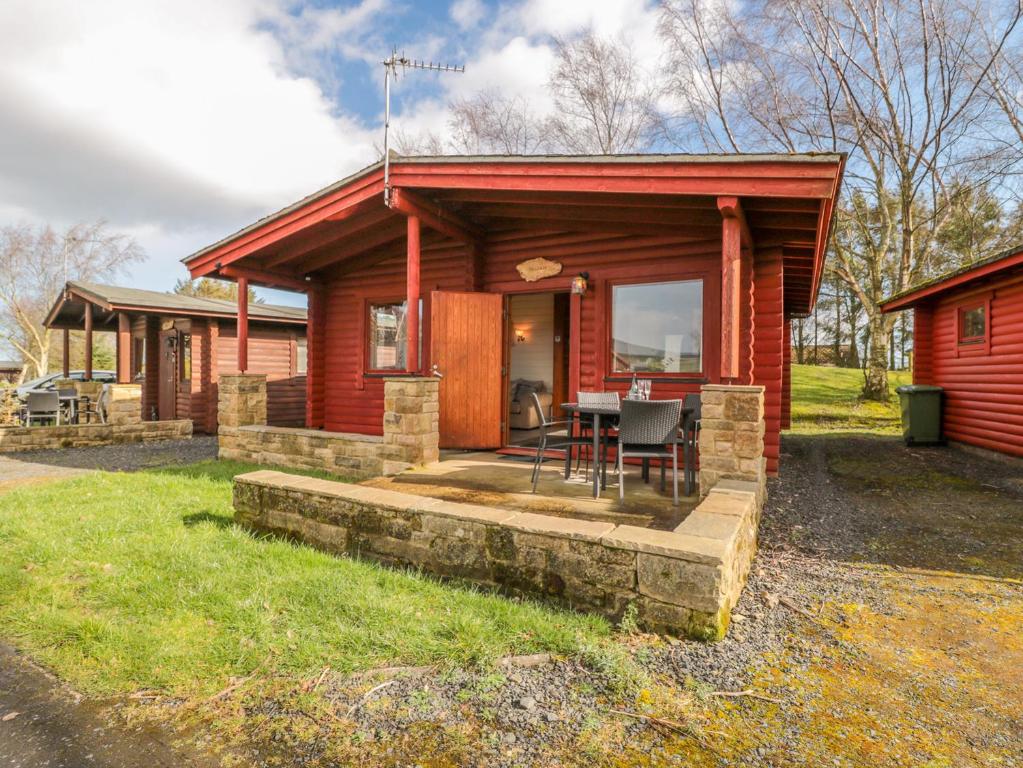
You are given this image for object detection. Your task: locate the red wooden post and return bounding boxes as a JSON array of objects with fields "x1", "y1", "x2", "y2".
[
  {"x1": 406, "y1": 215, "x2": 421, "y2": 373},
  {"x1": 718, "y1": 197, "x2": 748, "y2": 380},
  {"x1": 84, "y1": 301, "x2": 93, "y2": 380},
  {"x1": 116, "y1": 312, "x2": 131, "y2": 383},
  {"x1": 237, "y1": 276, "x2": 249, "y2": 373},
  {"x1": 62, "y1": 328, "x2": 70, "y2": 378}
]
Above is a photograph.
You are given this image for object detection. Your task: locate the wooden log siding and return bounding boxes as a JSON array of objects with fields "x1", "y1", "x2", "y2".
[
  {"x1": 917, "y1": 273, "x2": 1023, "y2": 456},
  {"x1": 321, "y1": 228, "x2": 727, "y2": 437},
  {"x1": 752, "y1": 248, "x2": 785, "y2": 473},
  {"x1": 216, "y1": 323, "x2": 306, "y2": 428}
]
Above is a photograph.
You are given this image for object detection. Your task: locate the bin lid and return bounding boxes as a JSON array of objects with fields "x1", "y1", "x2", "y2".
[{"x1": 895, "y1": 385, "x2": 943, "y2": 394}]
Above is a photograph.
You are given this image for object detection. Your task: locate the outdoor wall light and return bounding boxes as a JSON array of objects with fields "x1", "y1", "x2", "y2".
[{"x1": 571, "y1": 272, "x2": 590, "y2": 295}]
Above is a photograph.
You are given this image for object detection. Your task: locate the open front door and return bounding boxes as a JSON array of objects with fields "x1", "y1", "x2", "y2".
[
  {"x1": 430, "y1": 291, "x2": 504, "y2": 449},
  {"x1": 158, "y1": 329, "x2": 177, "y2": 420}
]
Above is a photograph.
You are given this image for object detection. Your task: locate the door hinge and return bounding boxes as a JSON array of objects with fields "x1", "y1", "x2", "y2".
[
  {"x1": 501, "y1": 366, "x2": 507, "y2": 377},
  {"x1": 500, "y1": 421, "x2": 506, "y2": 432}
]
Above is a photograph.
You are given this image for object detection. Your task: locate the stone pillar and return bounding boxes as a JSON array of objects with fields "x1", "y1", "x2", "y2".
[
  {"x1": 218, "y1": 373, "x2": 267, "y2": 429},
  {"x1": 699, "y1": 384, "x2": 766, "y2": 500},
  {"x1": 382, "y1": 377, "x2": 439, "y2": 474},
  {"x1": 106, "y1": 384, "x2": 143, "y2": 425}
]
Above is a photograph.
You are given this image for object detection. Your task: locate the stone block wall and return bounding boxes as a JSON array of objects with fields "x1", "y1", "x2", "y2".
[
  {"x1": 218, "y1": 375, "x2": 440, "y2": 479},
  {"x1": 106, "y1": 384, "x2": 142, "y2": 425},
  {"x1": 219, "y1": 425, "x2": 387, "y2": 479},
  {"x1": 382, "y1": 378, "x2": 440, "y2": 473},
  {"x1": 218, "y1": 373, "x2": 267, "y2": 428},
  {"x1": 0, "y1": 419, "x2": 192, "y2": 453},
  {"x1": 699, "y1": 384, "x2": 767, "y2": 501},
  {"x1": 233, "y1": 470, "x2": 763, "y2": 640}
]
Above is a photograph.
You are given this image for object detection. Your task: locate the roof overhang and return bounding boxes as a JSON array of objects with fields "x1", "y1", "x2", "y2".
[
  {"x1": 881, "y1": 247, "x2": 1023, "y2": 313},
  {"x1": 185, "y1": 153, "x2": 846, "y2": 315},
  {"x1": 44, "y1": 283, "x2": 307, "y2": 331}
]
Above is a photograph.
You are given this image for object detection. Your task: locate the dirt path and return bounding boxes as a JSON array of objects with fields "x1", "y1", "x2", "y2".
[{"x1": 0, "y1": 643, "x2": 212, "y2": 768}]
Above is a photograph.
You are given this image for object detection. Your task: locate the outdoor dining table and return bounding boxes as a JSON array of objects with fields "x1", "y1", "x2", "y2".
[{"x1": 561, "y1": 401, "x2": 696, "y2": 500}]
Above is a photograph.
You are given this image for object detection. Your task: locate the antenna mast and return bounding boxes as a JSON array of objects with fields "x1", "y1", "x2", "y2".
[{"x1": 382, "y1": 48, "x2": 464, "y2": 206}]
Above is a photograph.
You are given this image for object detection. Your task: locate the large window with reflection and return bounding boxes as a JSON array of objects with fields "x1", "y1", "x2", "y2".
[
  {"x1": 368, "y1": 302, "x2": 407, "y2": 371},
  {"x1": 610, "y1": 279, "x2": 703, "y2": 374}
]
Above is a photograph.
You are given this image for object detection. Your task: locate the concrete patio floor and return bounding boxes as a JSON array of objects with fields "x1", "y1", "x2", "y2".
[{"x1": 361, "y1": 450, "x2": 697, "y2": 530}]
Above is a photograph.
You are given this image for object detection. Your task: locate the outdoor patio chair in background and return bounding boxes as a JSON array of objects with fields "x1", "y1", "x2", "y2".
[
  {"x1": 57, "y1": 387, "x2": 77, "y2": 424},
  {"x1": 529, "y1": 392, "x2": 591, "y2": 493},
  {"x1": 616, "y1": 398, "x2": 683, "y2": 505},
  {"x1": 78, "y1": 384, "x2": 109, "y2": 425},
  {"x1": 25, "y1": 391, "x2": 61, "y2": 426}
]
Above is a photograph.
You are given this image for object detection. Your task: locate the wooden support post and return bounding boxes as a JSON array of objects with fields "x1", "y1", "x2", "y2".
[
  {"x1": 237, "y1": 276, "x2": 249, "y2": 373},
  {"x1": 116, "y1": 313, "x2": 131, "y2": 383},
  {"x1": 305, "y1": 284, "x2": 325, "y2": 429},
  {"x1": 717, "y1": 196, "x2": 751, "y2": 381},
  {"x1": 84, "y1": 302, "x2": 93, "y2": 380},
  {"x1": 406, "y1": 215, "x2": 421, "y2": 373},
  {"x1": 62, "y1": 328, "x2": 70, "y2": 378}
]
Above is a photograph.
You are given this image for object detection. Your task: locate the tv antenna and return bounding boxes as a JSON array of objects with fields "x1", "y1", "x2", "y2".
[{"x1": 382, "y1": 48, "x2": 464, "y2": 206}]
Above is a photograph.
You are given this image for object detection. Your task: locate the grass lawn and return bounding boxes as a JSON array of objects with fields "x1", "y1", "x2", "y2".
[
  {"x1": 789, "y1": 363, "x2": 911, "y2": 434},
  {"x1": 0, "y1": 460, "x2": 609, "y2": 699}
]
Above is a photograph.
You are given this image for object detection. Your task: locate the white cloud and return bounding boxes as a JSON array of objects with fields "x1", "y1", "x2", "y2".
[{"x1": 450, "y1": 0, "x2": 487, "y2": 30}]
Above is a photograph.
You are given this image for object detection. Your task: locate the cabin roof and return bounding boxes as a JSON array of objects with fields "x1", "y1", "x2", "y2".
[
  {"x1": 880, "y1": 246, "x2": 1023, "y2": 312},
  {"x1": 44, "y1": 280, "x2": 307, "y2": 330}
]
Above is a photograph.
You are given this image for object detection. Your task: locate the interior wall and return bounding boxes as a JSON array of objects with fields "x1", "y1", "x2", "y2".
[{"x1": 509, "y1": 293, "x2": 554, "y2": 390}]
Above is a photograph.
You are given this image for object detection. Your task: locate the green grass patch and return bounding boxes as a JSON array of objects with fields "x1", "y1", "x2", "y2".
[
  {"x1": 0, "y1": 462, "x2": 609, "y2": 698},
  {"x1": 789, "y1": 364, "x2": 911, "y2": 434}
]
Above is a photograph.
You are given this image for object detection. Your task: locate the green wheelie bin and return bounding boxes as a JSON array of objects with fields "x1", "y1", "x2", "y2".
[{"x1": 895, "y1": 384, "x2": 944, "y2": 446}]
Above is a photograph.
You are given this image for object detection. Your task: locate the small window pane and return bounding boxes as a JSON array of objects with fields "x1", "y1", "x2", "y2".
[
  {"x1": 961, "y1": 306, "x2": 985, "y2": 341},
  {"x1": 296, "y1": 338, "x2": 307, "y2": 375},
  {"x1": 133, "y1": 338, "x2": 146, "y2": 378},
  {"x1": 612, "y1": 280, "x2": 703, "y2": 373},
  {"x1": 179, "y1": 334, "x2": 192, "y2": 381},
  {"x1": 369, "y1": 302, "x2": 407, "y2": 370}
]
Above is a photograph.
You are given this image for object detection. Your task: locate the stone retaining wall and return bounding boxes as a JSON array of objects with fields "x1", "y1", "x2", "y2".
[
  {"x1": 0, "y1": 419, "x2": 192, "y2": 453},
  {"x1": 218, "y1": 375, "x2": 440, "y2": 478},
  {"x1": 699, "y1": 384, "x2": 767, "y2": 502},
  {"x1": 233, "y1": 471, "x2": 762, "y2": 640}
]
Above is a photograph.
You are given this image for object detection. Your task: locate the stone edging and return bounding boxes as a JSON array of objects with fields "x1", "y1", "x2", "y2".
[
  {"x1": 233, "y1": 471, "x2": 762, "y2": 640},
  {"x1": 0, "y1": 419, "x2": 193, "y2": 453}
]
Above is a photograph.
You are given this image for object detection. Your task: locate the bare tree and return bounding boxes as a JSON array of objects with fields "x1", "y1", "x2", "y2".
[
  {"x1": 659, "y1": 0, "x2": 1023, "y2": 400},
  {"x1": 175, "y1": 277, "x2": 260, "y2": 303},
  {"x1": 546, "y1": 31, "x2": 656, "y2": 154},
  {"x1": 448, "y1": 90, "x2": 550, "y2": 154},
  {"x1": 0, "y1": 221, "x2": 144, "y2": 379}
]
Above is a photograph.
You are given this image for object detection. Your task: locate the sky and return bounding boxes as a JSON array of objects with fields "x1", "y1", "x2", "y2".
[{"x1": 0, "y1": 0, "x2": 665, "y2": 306}]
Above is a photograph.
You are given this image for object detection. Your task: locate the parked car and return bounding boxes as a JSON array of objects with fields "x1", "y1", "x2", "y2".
[{"x1": 15, "y1": 370, "x2": 116, "y2": 400}]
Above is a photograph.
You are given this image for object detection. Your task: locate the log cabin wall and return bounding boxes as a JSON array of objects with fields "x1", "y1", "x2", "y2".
[
  {"x1": 216, "y1": 321, "x2": 306, "y2": 429},
  {"x1": 320, "y1": 230, "x2": 728, "y2": 439},
  {"x1": 915, "y1": 271, "x2": 1023, "y2": 457}
]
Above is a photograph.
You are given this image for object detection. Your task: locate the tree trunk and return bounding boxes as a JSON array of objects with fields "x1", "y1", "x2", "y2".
[
  {"x1": 795, "y1": 319, "x2": 805, "y2": 364},
  {"x1": 834, "y1": 295, "x2": 842, "y2": 365},
  {"x1": 862, "y1": 314, "x2": 891, "y2": 401}
]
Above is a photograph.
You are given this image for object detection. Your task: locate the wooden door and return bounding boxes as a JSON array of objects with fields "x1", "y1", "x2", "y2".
[
  {"x1": 430, "y1": 291, "x2": 504, "y2": 449},
  {"x1": 158, "y1": 330, "x2": 177, "y2": 420}
]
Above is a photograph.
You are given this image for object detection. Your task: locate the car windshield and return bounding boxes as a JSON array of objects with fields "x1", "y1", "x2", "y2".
[{"x1": 19, "y1": 374, "x2": 53, "y2": 390}]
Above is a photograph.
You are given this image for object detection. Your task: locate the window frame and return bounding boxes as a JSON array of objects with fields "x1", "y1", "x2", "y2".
[
  {"x1": 365, "y1": 298, "x2": 409, "y2": 373},
  {"x1": 605, "y1": 275, "x2": 707, "y2": 379},
  {"x1": 954, "y1": 292, "x2": 992, "y2": 357},
  {"x1": 178, "y1": 332, "x2": 192, "y2": 383},
  {"x1": 132, "y1": 336, "x2": 146, "y2": 379}
]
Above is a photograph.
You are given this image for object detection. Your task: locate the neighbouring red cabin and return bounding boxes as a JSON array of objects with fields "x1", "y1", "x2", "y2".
[
  {"x1": 881, "y1": 248, "x2": 1023, "y2": 458},
  {"x1": 184, "y1": 154, "x2": 846, "y2": 474},
  {"x1": 45, "y1": 281, "x2": 308, "y2": 432}
]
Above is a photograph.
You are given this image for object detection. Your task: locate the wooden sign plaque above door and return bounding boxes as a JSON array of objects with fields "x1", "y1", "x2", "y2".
[{"x1": 516, "y1": 257, "x2": 563, "y2": 282}]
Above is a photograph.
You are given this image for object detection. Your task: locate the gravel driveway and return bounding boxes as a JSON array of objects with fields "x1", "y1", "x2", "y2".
[{"x1": 0, "y1": 436, "x2": 218, "y2": 489}]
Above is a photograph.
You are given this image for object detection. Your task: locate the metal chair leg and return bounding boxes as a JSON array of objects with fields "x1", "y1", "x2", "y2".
[
  {"x1": 672, "y1": 447, "x2": 679, "y2": 506},
  {"x1": 531, "y1": 432, "x2": 545, "y2": 492},
  {"x1": 618, "y1": 451, "x2": 625, "y2": 502},
  {"x1": 660, "y1": 460, "x2": 666, "y2": 492}
]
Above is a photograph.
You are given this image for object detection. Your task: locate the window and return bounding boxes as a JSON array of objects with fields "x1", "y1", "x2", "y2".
[
  {"x1": 369, "y1": 302, "x2": 407, "y2": 370},
  {"x1": 959, "y1": 304, "x2": 986, "y2": 344},
  {"x1": 296, "y1": 337, "x2": 307, "y2": 375},
  {"x1": 179, "y1": 333, "x2": 192, "y2": 381},
  {"x1": 611, "y1": 279, "x2": 703, "y2": 374}
]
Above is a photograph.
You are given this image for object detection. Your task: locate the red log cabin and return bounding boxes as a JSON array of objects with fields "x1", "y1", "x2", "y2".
[
  {"x1": 184, "y1": 154, "x2": 846, "y2": 474},
  {"x1": 45, "y1": 281, "x2": 307, "y2": 432},
  {"x1": 881, "y1": 247, "x2": 1023, "y2": 458}
]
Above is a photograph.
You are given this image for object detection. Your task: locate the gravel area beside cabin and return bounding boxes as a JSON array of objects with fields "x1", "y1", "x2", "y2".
[{"x1": 209, "y1": 433, "x2": 1022, "y2": 767}]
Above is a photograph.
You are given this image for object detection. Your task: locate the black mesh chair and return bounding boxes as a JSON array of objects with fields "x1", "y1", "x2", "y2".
[
  {"x1": 616, "y1": 399, "x2": 683, "y2": 505},
  {"x1": 681, "y1": 393, "x2": 702, "y2": 496},
  {"x1": 529, "y1": 392, "x2": 591, "y2": 493}
]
